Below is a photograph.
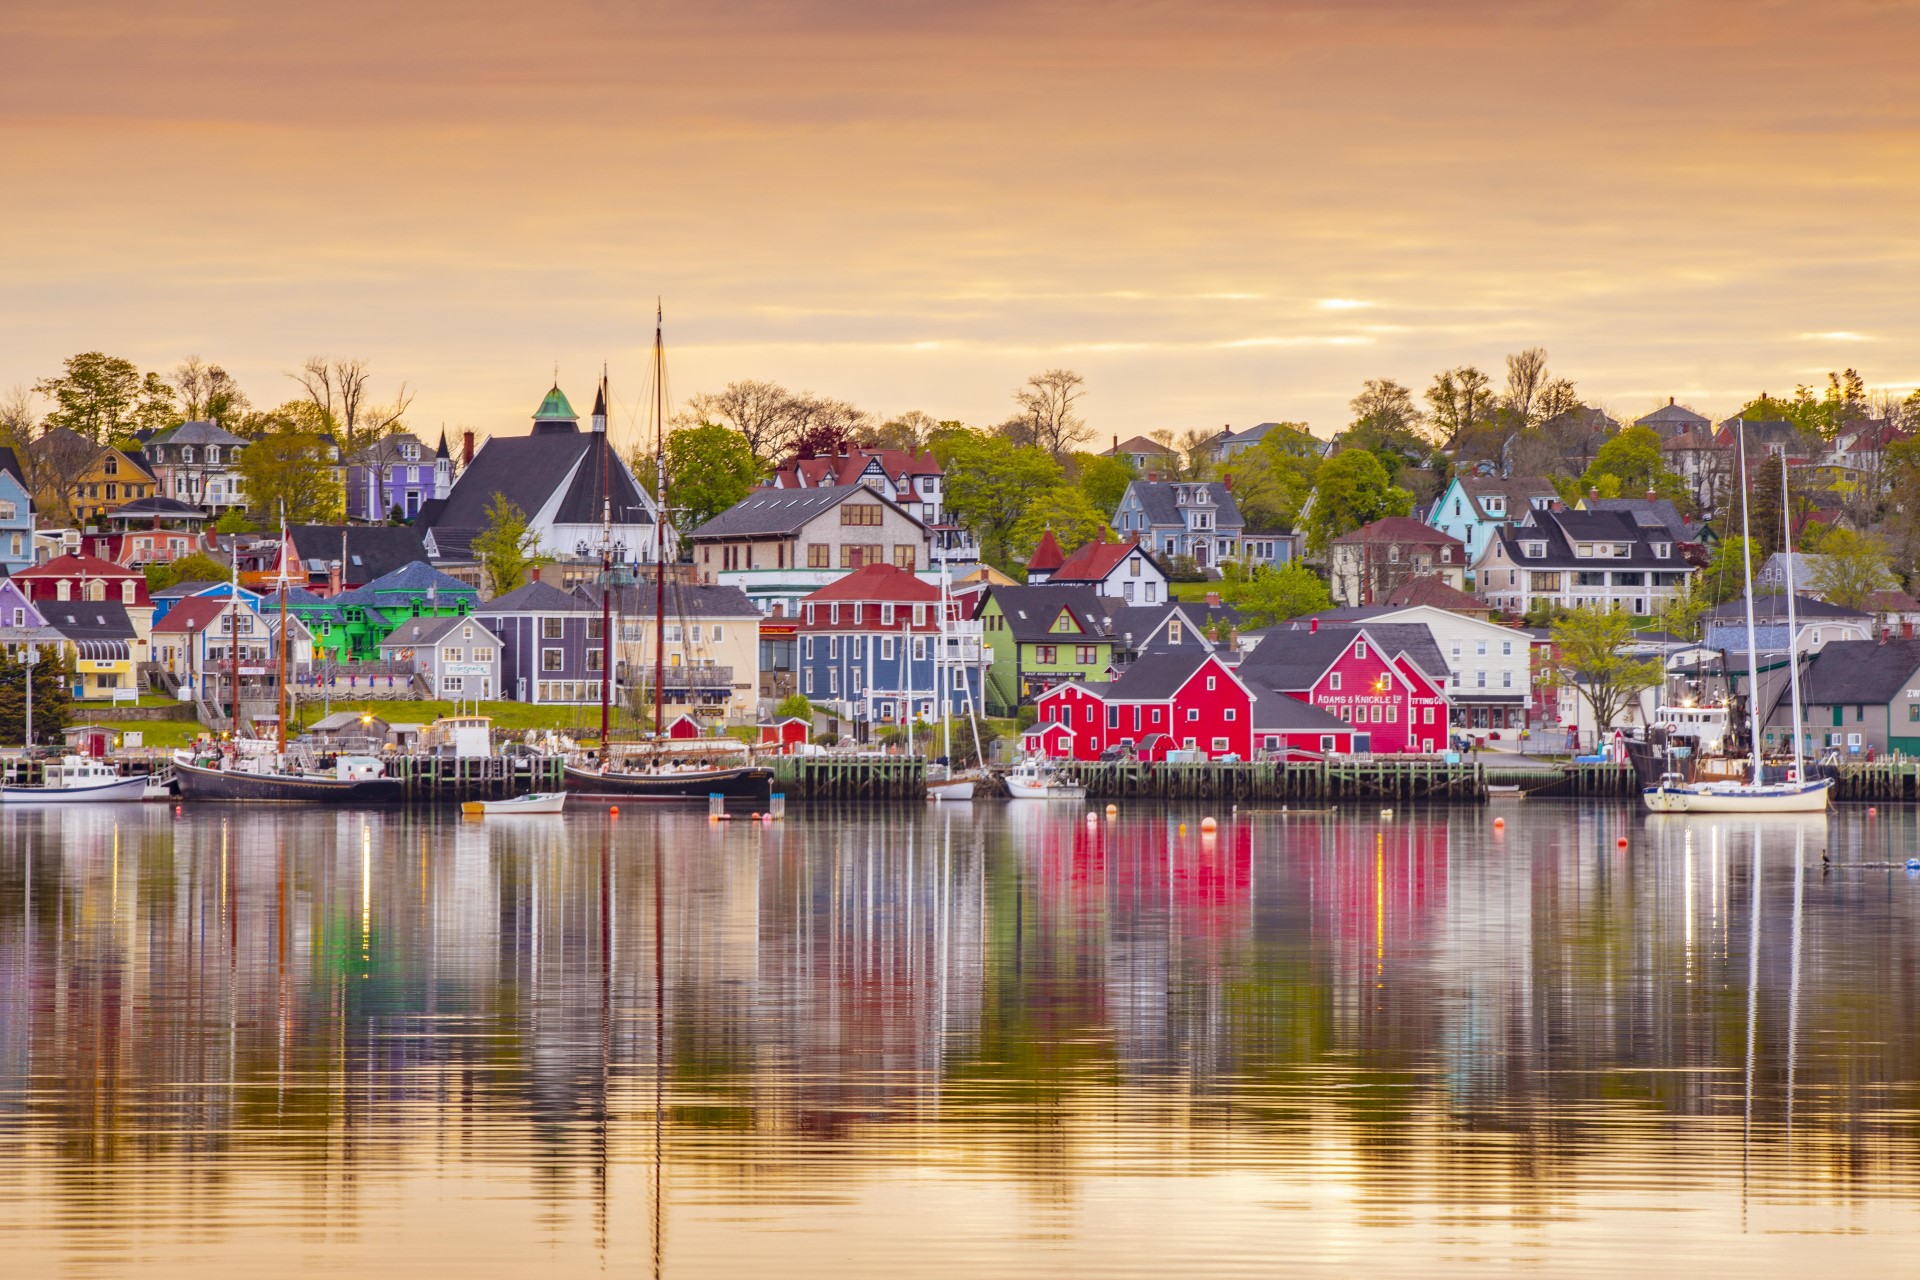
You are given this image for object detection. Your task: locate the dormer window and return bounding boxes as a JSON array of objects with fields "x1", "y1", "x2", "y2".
[
  {"x1": 207, "y1": 446, "x2": 220, "y2": 465},
  {"x1": 1614, "y1": 543, "x2": 1631, "y2": 557},
  {"x1": 1577, "y1": 543, "x2": 1593, "y2": 558},
  {"x1": 1654, "y1": 542, "x2": 1671, "y2": 560},
  {"x1": 181, "y1": 447, "x2": 194, "y2": 464},
  {"x1": 1486, "y1": 497, "x2": 1504, "y2": 515},
  {"x1": 1523, "y1": 541, "x2": 1546, "y2": 558}
]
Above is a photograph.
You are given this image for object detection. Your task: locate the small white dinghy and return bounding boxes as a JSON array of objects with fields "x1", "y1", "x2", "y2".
[{"x1": 463, "y1": 792, "x2": 569, "y2": 816}]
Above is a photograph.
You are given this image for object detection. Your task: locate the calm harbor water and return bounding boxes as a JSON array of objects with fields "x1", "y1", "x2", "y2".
[{"x1": 4, "y1": 801, "x2": 1920, "y2": 1276}]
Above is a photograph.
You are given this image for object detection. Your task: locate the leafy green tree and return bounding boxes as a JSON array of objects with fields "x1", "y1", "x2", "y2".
[
  {"x1": 1010, "y1": 486, "x2": 1109, "y2": 569},
  {"x1": 0, "y1": 646, "x2": 72, "y2": 746},
  {"x1": 1222, "y1": 561, "x2": 1333, "y2": 627},
  {"x1": 1578, "y1": 425, "x2": 1688, "y2": 505},
  {"x1": 774, "y1": 693, "x2": 814, "y2": 721},
  {"x1": 1694, "y1": 535, "x2": 1760, "y2": 606},
  {"x1": 657, "y1": 424, "x2": 762, "y2": 530},
  {"x1": 1424, "y1": 365, "x2": 1497, "y2": 445},
  {"x1": 1068, "y1": 451, "x2": 1135, "y2": 515},
  {"x1": 1227, "y1": 425, "x2": 1322, "y2": 531},
  {"x1": 1739, "y1": 370, "x2": 1866, "y2": 441},
  {"x1": 34, "y1": 352, "x2": 176, "y2": 444},
  {"x1": 472, "y1": 495, "x2": 549, "y2": 598},
  {"x1": 237, "y1": 430, "x2": 344, "y2": 525},
  {"x1": 214, "y1": 509, "x2": 252, "y2": 534},
  {"x1": 1805, "y1": 528, "x2": 1894, "y2": 609},
  {"x1": 143, "y1": 550, "x2": 234, "y2": 594},
  {"x1": 1302, "y1": 448, "x2": 1413, "y2": 554},
  {"x1": 1545, "y1": 607, "x2": 1663, "y2": 733},
  {"x1": 934, "y1": 429, "x2": 1062, "y2": 569}
]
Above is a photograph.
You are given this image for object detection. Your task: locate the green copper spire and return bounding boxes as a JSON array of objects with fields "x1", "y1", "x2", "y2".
[{"x1": 533, "y1": 384, "x2": 578, "y2": 422}]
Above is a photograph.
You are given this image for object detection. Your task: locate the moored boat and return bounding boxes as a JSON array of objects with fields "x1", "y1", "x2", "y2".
[
  {"x1": 463, "y1": 791, "x2": 568, "y2": 816},
  {"x1": 1004, "y1": 758, "x2": 1086, "y2": 800},
  {"x1": 563, "y1": 762, "x2": 773, "y2": 804},
  {"x1": 927, "y1": 775, "x2": 978, "y2": 802},
  {"x1": 172, "y1": 753, "x2": 405, "y2": 804},
  {"x1": 2, "y1": 755, "x2": 148, "y2": 804}
]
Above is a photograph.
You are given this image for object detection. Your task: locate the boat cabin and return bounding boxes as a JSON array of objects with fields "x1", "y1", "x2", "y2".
[{"x1": 421, "y1": 715, "x2": 493, "y2": 759}]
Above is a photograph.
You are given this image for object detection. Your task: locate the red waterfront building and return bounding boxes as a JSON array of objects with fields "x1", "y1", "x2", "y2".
[
  {"x1": 1237, "y1": 623, "x2": 1449, "y2": 754},
  {"x1": 1025, "y1": 649, "x2": 1254, "y2": 761}
]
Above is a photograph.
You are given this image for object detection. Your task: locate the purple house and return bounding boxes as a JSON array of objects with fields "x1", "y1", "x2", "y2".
[
  {"x1": 473, "y1": 580, "x2": 603, "y2": 704},
  {"x1": 346, "y1": 431, "x2": 453, "y2": 523}
]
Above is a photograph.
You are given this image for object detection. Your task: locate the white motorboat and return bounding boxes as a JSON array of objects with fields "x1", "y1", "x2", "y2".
[
  {"x1": 1004, "y1": 758, "x2": 1087, "y2": 800},
  {"x1": 1643, "y1": 433, "x2": 1831, "y2": 816},
  {"x1": 2, "y1": 755, "x2": 148, "y2": 804},
  {"x1": 927, "y1": 776, "x2": 977, "y2": 802},
  {"x1": 463, "y1": 791, "x2": 569, "y2": 816}
]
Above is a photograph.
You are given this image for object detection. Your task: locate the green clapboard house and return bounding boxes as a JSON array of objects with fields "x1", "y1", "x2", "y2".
[
  {"x1": 269, "y1": 561, "x2": 480, "y2": 662},
  {"x1": 976, "y1": 583, "x2": 1116, "y2": 715},
  {"x1": 1777, "y1": 637, "x2": 1920, "y2": 758}
]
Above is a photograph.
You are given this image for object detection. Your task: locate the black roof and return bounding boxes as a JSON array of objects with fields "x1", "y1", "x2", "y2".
[
  {"x1": 1341, "y1": 622, "x2": 1448, "y2": 682},
  {"x1": 1107, "y1": 649, "x2": 1215, "y2": 701},
  {"x1": 1800, "y1": 639, "x2": 1920, "y2": 706},
  {"x1": 1705, "y1": 593, "x2": 1869, "y2": 622},
  {"x1": 0, "y1": 446, "x2": 26, "y2": 492},
  {"x1": 427, "y1": 427, "x2": 651, "y2": 541},
  {"x1": 1237, "y1": 629, "x2": 1357, "y2": 691},
  {"x1": 1493, "y1": 507, "x2": 1683, "y2": 570},
  {"x1": 1252, "y1": 693, "x2": 1350, "y2": 732},
  {"x1": 475, "y1": 581, "x2": 598, "y2": 614},
  {"x1": 983, "y1": 583, "x2": 1113, "y2": 643},
  {"x1": 288, "y1": 525, "x2": 430, "y2": 587},
  {"x1": 689, "y1": 486, "x2": 916, "y2": 540},
  {"x1": 584, "y1": 582, "x2": 759, "y2": 618},
  {"x1": 42, "y1": 599, "x2": 136, "y2": 640}
]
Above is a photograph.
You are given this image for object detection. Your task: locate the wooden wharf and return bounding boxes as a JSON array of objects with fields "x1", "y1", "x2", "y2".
[{"x1": 768, "y1": 755, "x2": 926, "y2": 802}]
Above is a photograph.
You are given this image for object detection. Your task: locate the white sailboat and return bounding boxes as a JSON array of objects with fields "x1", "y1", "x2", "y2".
[
  {"x1": 1644, "y1": 432, "x2": 1832, "y2": 813},
  {"x1": 926, "y1": 568, "x2": 981, "y2": 802}
]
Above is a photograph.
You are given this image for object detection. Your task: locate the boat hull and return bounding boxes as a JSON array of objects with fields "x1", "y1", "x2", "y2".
[
  {"x1": 173, "y1": 759, "x2": 406, "y2": 804},
  {"x1": 463, "y1": 792, "x2": 568, "y2": 815},
  {"x1": 1005, "y1": 778, "x2": 1087, "y2": 800},
  {"x1": 927, "y1": 780, "x2": 976, "y2": 802},
  {"x1": 1642, "y1": 777, "x2": 1833, "y2": 813},
  {"x1": 564, "y1": 764, "x2": 773, "y2": 805},
  {"x1": 1, "y1": 775, "x2": 149, "y2": 804}
]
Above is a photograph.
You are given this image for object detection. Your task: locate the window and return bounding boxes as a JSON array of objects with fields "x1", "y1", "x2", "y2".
[
  {"x1": 804, "y1": 669, "x2": 814, "y2": 694},
  {"x1": 0, "y1": 501, "x2": 13, "y2": 520},
  {"x1": 1187, "y1": 708, "x2": 1199, "y2": 722},
  {"x1": 1076, "y1": 645, "x2": 1097, "y2": 665},
  {"x1": 807, "y1": 544, "x2": 830, "y2": 569},
  {"x1": 1224, "y1": 708, "x2": 1236, "y2": 721},
  {"x1": 914, "y1": 636, "x2": 927, "y2": 660},
  {"x1": 851, "y1": 636, "x2": 864, "y2": 660},
  {"x1": 1108, "y1": 705, "x2": 1119, "y2": 729},
  {"x1": 1476, "y1": 672, "x2": 1487, "y2": 688},
  {"x1": 1329, "y1": 672, "x2": 1341, "y2": 691},
  {"x1": 1386, "y1": 704, "x2": 1396, "y2": 722},
  {"x1": 1035, "y1": 644, "x2": 1058, "y2": 664},
  {"x1": 1129, "y1": 557, "x2": 1140, "y2": 577},
  {"x1": 803, "y1": 636, "x2": 814, "y2": 659},
  {"x1": 473, "y1": 646, "x2": 494, "y2": 663},
  {"x1": 1654, "y1": 542, "x2": 1671, "y2": 559},
  {"x1": 893, "y1": 545, "x2": 916, "y2": 570},
  {"x1": 541, "y1": 648, "x2": 564, "y2": 672},
  {"x1": 181, "y1": 447, "x2": 194, "y2": 463},
  {"x1": 841, "y1": 545, "x2": 880, "y2": 569},
  {"x1": 664, "y1": 623, "x2": 682, "y2": 642},
  {"x1": 542, "y1": 617, "x2": 564, "y2": 639},
  {"x1": 828, "y1": 636, "x2": 839, "y2": 659},
  {"x1": 1423, "y1": 707, "x2": 1434, "y2": 724},
  {"x1": 1207, "y1": 674, "x2": 1217, "y2": 691},
  {"x1": 1150, "y1": 708, "x2": 1162, "y2": 724},
  {"x1": 1168, "y1": 620, "x2": 1183, "y2": 644},
  {"x1": 839, "y1": 503, "x2": 882, "y2": 526},
  {"x1": 1500, "y1": 640, "x2": 1512, "y2": 656},
  {"x1": 882, "y1": 636, "x2": 895, "y2": 660},
  {"x1": 881, "y1": 603, "x2": 895, "y2": 626},
  {"x1": 828, "y1": 604, "x2": 839, "y2": 626},
  {"x1": 1356, "y1": 641, "x2": 1367, "y2": 659},
  {"x1": 586, "y1": 649, "x2": 604, "y2": 672},
  {"x1": 828, "y1": 669, "x2": 839, "y2": 693}
]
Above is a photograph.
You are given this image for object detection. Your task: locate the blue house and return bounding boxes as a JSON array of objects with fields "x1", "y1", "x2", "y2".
[
  {"x1": 0, "y1": 464, "x2": 35, "y2": 577},
  {"x1": 473, "y1": 581, "x2": 603, "y2": 705},
  {"x1": 1427, "y1": 474, "x2": 1560, "y2": 576},
  {"x1": 792, "y1": 564, "x2": 988, "y2": 737}
]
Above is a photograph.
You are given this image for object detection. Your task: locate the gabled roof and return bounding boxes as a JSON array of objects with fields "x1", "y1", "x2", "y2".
[
  {"x1": 1344, "y1": 622, "x2": 1448, "y2": 683},
  {"x1": 1119, "y1": 480, "x2": 1245, "y2": 530},
  {"x1": 1026, "y1": 528, "x2": 1066, "y2": 574},
  {"x1": 428, "y1": 426, "x2": 650, "y2": 540},
  {"x1": 152, "y1": 579, "x2": 227, "y2": 601},
  {"x1": 475, "y1": 580, "x2": 598, "y2": 614},
  {"x1": 1635, "y1": 400, "x2": 1710, "y2": 430},
  {"x1": 287, "y1": 525, "x2": 431, "y2": 585},
  {"x1": 347, "y1": 560, "x2": 476, "y2": 600},
  {"x1": 1584, "y1": 497, "x2": 1698, "y2": 542},
  {"x1": 41, "y1": 598, "x2": 136, "y2": 639},
  {"x1": 586, "y1": 582, "x2": 763, "y2": 618},
  {"x1": 379, "y1": 614, "x2": 497, "y2": 648},
  {"x1": 1103, "y1": 435, "x2": 1180, "y2": 457},
  {"x1": 1801, "y1": 639, "x2": 1920, "y2": 706},
  {"x1": 15, "y1": 552, "x2": 142, "y2": 579},
  {"x1": 106, "y1": 495, "x2": 208, "y2": 523},
  {"x1": 1106, "y1": 649, "x2": 1222, "y2": 701},
  {"x1": 150, "y1": 419, "x2": 247, "y2": 448},
  {"x1": 1492, "y1": 508, "x2": 1686, "y2": 570},
  {"x1": 153, "y1": 595, "x2": 245, "y2": 634},
  {"x1": 770, "y1": 447, "x2": 942, "y2": 488},
  {"x1": 1252, "y1": 692, "x2": 1352, "y2": 733},
  {"x1": 1050, "y1": 536, "x2": 1139, "y2": 584},
  {"x1": 799, "y1": 562, "x2": 940, "y2": 604},
  {"x1": 983, "y1": 583, "x2": 1113, "y2": 643},
  {"x1": 1330, "y1": 516, "x2": 1464, "y2": 548},
  {"x1": 1238, "y1": 629, "x2": 1358, "y2": 691},
  {"x1": 1866, "y1": 589, "x2": 1920, "y2": 614},
  {"x1": 1452, "y1": 475, "x2": 1558, "y2": 520},
  {"x1": 691, "y1": 485, "x2": 918, "y2": 540},
  {"x1": 1704, "y1": 593, "x2": 1869, "y2": 622},
  {"x1": 1382, "y1": 576, "x2": 1489, "y2": 612}
]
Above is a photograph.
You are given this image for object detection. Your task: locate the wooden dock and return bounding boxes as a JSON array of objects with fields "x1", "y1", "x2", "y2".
[
  {"x1": 383, "y1": 753, "x2": 567, "y2": 804},
  {"x1": 1483, "y1": 762, "x2": 1639, "y2": 799},
  {"x1": 1062, "y1": 759, "x2": 1487, "y2": 803},
  {"x1": 768, "y1": 755, "x2": 927, "y2": 802}
]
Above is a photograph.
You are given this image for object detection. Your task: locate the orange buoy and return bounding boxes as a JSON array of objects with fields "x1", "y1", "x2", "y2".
[
  {"x1": 1493, "y1": 817, "x2": 1505, "y2": 828},
  {"x1": 1200, "y1": 816, "x2": 1218, "y2": 833},
  {"x1": 610, "y1": 806, "x2": 620, "y2": 817},
  {"x1": 1616, "y1": 836, "x2": 1628, "y2": 848}
]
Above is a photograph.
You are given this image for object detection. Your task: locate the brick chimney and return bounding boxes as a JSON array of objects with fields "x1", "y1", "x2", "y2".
[
  {"x1": 1309, "y1": 616, "x2": 1319, "y2": 634},
  {"x1": 461, "y1": 430, "x2": 475, "y2": 466},
  {"x1": 328, "y1": 560, "x2": 342, "y2": 596},
  {"x1": 1646, "y1": 486, "x2": 1657, "y2": 501},
  {"x1": 1222, "y1": 471, "x2": 1233, "y2": 491},
  {"x1": 1205, "y1": 591, "x2": 1221, "y2": 606}
]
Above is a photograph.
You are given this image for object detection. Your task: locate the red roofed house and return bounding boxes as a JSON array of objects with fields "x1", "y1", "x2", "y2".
[
  {"x1": 13, "y1": 553, "x2": 155, "y2": 655},
  {"x1": 1238, "y1": 624, "x2": 1448, "y2": 755},
  {"x1": 767, "y1": 445, "x2": 977, "y2": 566},
  {"x1": 1326, "y1": 517, "x2": 1466, "y2": 608},
  {"x1": 1043, "y1": 535, "x2": 1168, "y2": 606},
  {"x1": 1027, "y1": 650, "x2": 1254, "y2": 762}
]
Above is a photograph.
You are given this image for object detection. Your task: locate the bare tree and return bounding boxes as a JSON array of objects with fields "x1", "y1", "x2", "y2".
[
  {"x1": 288, "y1": 357, "x2": 412, "y2": 447},
  {"x1": 865, "y1": 409, "x2": 942, "y2": 453},
  {"x1": 172, "y1": 355, "x2": 251, "y2": 428},
  {"x1": 1425, "y1": 366, "x2": 1497, "y2": 444},
  {"x1": 1012, "y1": 368, "x2": 1089, "y2": 457},
  {"x1": 1534, "y1": 377, "x2": 1582, "y2": 424},
  {"x1": 0, "y1": 384, "x2": 36, "y2": 441},
  {"x1": 678, "y1": 379, "x2": 807, "y2": 462},
  {"x1": 1503, "y1": 348, "x2": 1550, "y2": 423}
]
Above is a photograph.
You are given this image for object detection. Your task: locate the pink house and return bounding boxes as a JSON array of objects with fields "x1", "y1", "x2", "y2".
[{"x1": 1239, "y1": 624, "x2": 1449, "y2": 755}]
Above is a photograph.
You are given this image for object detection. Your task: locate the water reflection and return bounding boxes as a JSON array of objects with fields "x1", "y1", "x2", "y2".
[{"x1": 3, "y1": 803, "x2": 1920, "y2": 1276}]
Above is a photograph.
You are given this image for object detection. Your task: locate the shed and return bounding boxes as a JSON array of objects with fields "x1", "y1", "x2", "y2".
[
  {"x1": 308, "y1": 710, "x2": 392, "y2": 749},
  {"x1": 757, "y1": 716, "x2": 811, "y2": 753},
  {"x1": 666, "y1": 713, "x2": 703, "y2": 740},
  {"x1": 62, "y1": 724, "x2": 114, "y2": 758}
]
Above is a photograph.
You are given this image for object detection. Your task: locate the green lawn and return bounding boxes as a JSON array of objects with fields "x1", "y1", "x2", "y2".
[
  {"x1": 286, "y1": 699, "x2": 636, "y2": 735},
  {"x1": 1169, "y1": 582, "x2": 1222, "y2": 602}
]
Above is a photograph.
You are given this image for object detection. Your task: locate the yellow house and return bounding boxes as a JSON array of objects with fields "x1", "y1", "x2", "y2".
[
  {"x1": 71, "y1": 447, "x2": 156, "y2": 523},
  {"x1": 605, "y1": 583, "x2": 762, "y2": 722}
]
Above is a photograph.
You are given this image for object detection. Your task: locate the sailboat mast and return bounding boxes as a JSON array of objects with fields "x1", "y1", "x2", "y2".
[
  {"x1": 276, "y1": 506, "x2": 289, "y2": 753},
  {"x1": 229, "y1": 549, "x2": 242, "y2": 736},
  {"x1": 599, "y1": 367, "x2": 613, "y2": 763},
  {"x1": 1780, "y1": 449, "x2": 1806, "y2": 780},
  {"x1": 652, "y1": 304, "x2": 668, "y2": 738},
  {"x1": 1735, "y1": 423, "x2": 1763, "y2": 787}
]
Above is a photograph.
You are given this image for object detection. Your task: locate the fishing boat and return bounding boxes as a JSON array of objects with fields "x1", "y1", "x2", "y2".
[
  {"x1": 563, "y1": 760, "x2": 774, "y2": 804},
  {"x1": 173, "y1": 752, "x2": 406, "y2": 804},
  {"x1": 1004, "y1": 757, "x2": 1086, "y2": 800},
  {"x1": 2, "y1": 755, "x2": 148, "y2": 804},
  {"x1": 1644, "y1": 434, "x2": 1831, "y2": 814},
  {"x1": 463, "y1": 791, "x2": 567, "y2": 816}
]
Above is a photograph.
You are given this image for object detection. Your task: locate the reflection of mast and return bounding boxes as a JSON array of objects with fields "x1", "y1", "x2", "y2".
[
  {"x1": 652, "y1": 819, "x2": 666, "y2": 1280},
  {"x1": 596, "y1": 818, "x2": 611, "y2": 1257},
  {"x1": 1742, "y1": 825, "x2": 1762, "y2": 1224},
  {"x1": 1786, "y1": 824, "x2": 1805, "y2": 1141}
]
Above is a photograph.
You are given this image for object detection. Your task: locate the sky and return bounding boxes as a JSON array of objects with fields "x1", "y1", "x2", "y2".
[{"x1": 3, "y1": 0, "x2": 1918, "y2": 449}]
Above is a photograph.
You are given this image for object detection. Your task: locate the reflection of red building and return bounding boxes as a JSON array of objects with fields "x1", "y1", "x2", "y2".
[
  {"x1": 1022, "y1": 813, "x2": 1256, "y2": 949},
  {"x1": 1291, "y1": 819, "x2": 1451, "y2": 954}
]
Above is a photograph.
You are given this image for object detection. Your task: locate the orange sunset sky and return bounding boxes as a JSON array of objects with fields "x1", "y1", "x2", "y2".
[{"x1": 3, "y1": 0, "x2": 1918, "y2": 443}]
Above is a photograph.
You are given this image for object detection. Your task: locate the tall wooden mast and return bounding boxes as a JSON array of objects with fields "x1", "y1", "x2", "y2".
[
  {"x1": 276, "y1": 506, "x2": 289, "y2": 753},
  {"x1": 652, "y1": 305, "x2": 668, "y2": 737},
  {"x1": 597, "y1": 368, "x2": 613, "y2": 763}
]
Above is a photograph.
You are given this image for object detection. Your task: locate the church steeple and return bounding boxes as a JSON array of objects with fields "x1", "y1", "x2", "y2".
[
  {"x1": 591, "y1": 379, "x2": 608, "y2": 434},
  {"x1": 532, "y1": 383, "x2": 579, "y2": 435}
]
